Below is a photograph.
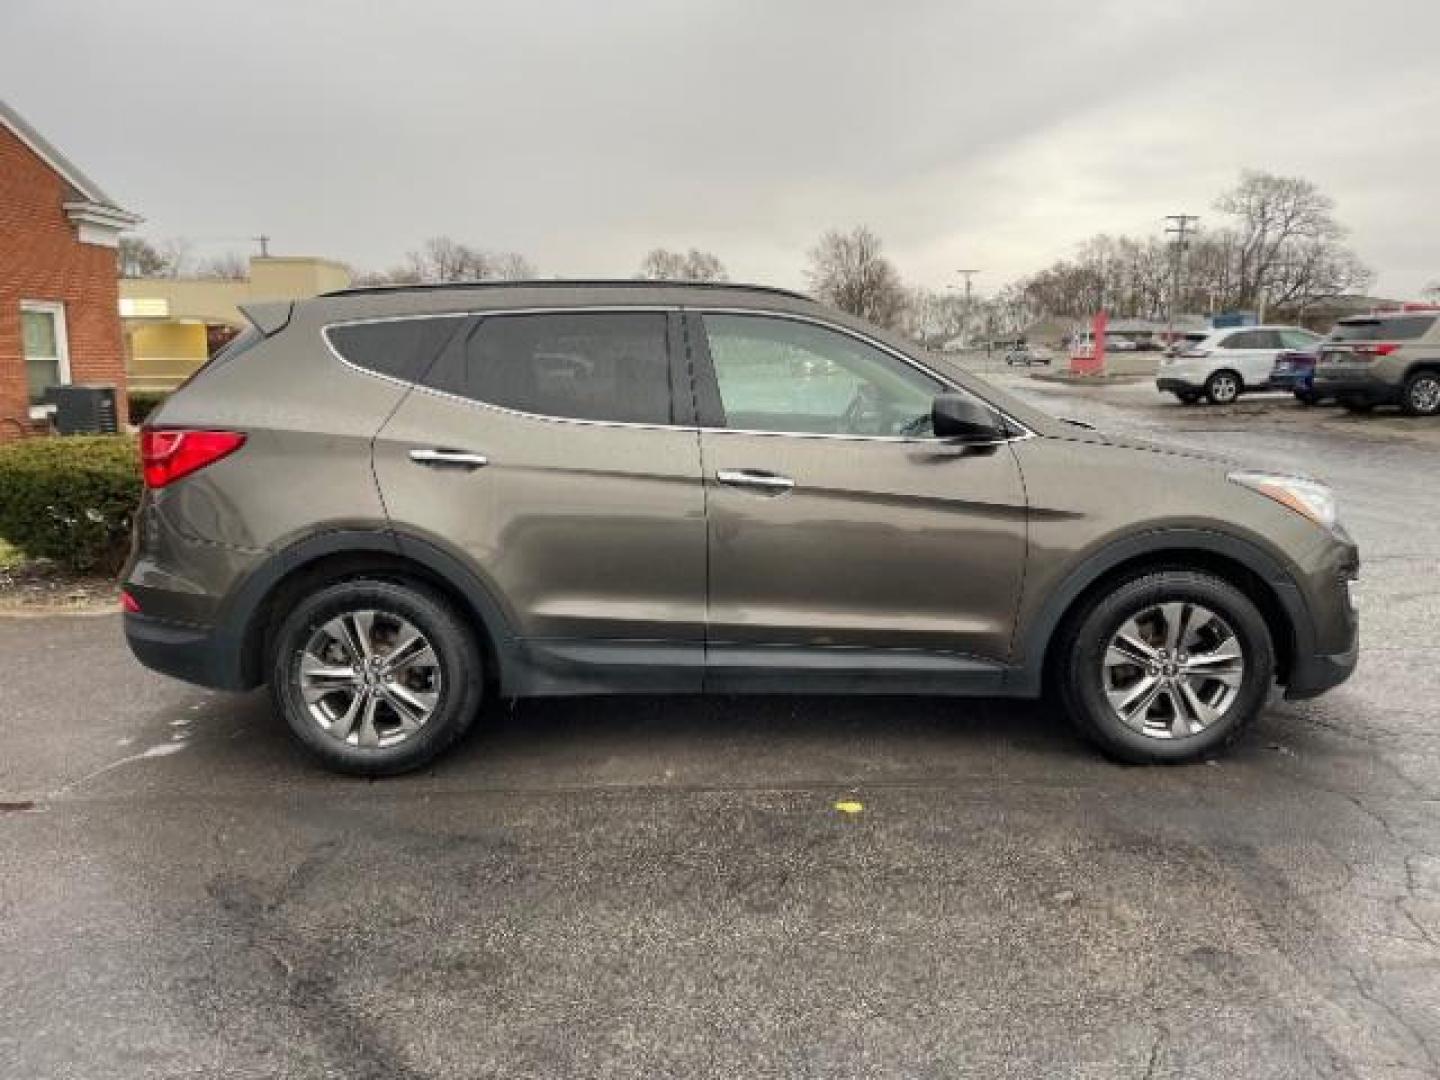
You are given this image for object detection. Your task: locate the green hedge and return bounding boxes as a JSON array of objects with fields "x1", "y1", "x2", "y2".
[
  {"x1": 0, "y1": 436, "x2": 142, "y2": 573},
  {"x1": 127, "y1": 389, "x2": 169, "y2": 426}
]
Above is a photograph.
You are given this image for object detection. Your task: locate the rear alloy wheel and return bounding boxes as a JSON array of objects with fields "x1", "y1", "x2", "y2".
[
  {"x1": 1402, "y1": 371, "x2": 1440, "y2": 417},
  {"x1": 271, "y1": 579, "x2": 484, "y2": 776},
  {"x1": 1204, "y1": 370, "x2": 1241, "y2": 405},
  {"x1": 1059, "y1": 571, "x2": 1274, "y2": 764}
]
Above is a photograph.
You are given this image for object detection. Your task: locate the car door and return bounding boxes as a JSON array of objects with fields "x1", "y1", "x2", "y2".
[
  {"x1": 1219, "y1": 329, "x2": 1281, "y2": 386},
  {"x1": 370, "y1": 308, "x2": 707, "y2": 687},
  {"x1": 688, "y1": 310, "x2": 1029, "y2": 690}
]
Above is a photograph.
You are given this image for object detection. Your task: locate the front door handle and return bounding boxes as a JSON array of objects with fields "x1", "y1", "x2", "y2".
[
  {"x1": 716, "y1": 468, "x2": 795, "y2": 495},
  {"x1": 409, "y1": 448, "x2": 489, "y2": 470}
]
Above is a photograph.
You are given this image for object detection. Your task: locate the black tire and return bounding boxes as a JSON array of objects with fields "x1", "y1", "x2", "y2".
[
  {"x1": 1401, "y1": 371, "x2": 1440, "y2": 417},
  {"x1": 1203, "y1": 370, "x2": 1242, "y2": 405},
  {"x1": 1173, "y1": 390, "x2": 1201, "y2": 406},
  {"x1": 1293, "y1": 390, "x2": 1319, "y2": 407},
  {"x1": 1057, "y1": 570, "x2": 1275, "y2": 765},
  {"x1": 269, "y1": 578, "x2": 484, "y2": 776},
  {"x1": 1339, "y1": 396, "x2": 1374, "y2": 414}
]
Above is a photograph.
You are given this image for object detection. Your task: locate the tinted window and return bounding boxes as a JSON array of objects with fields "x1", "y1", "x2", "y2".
[
  {"x1": 426, "y1": 312, "x2": 672, "y2": 425},
  {"x1": 1331, "y1": 316, "x2": 1436, "y2": 342},
  {"x1": 1220, "y1": 330, "x2": 1281, "y2": 349},
  {"x1": 702, "y1": 314, "x2": 943, "y2": 437},
  {"x1": 328, "y1": 317, "x2": 465, "y2": 381}
]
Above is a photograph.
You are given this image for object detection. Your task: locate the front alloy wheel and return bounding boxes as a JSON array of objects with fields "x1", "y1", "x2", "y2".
[
  {"x1": 1102, "y1": 602, "x2": 1244, "y2": 739},
  {"x1": 1059, "y1": 570, "x2": 1274, "y2": 764}
]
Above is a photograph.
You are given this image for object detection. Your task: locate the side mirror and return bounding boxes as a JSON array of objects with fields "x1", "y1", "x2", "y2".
[{"x1": 931, "y1": 393, "x2": 1004, "y2": 442}]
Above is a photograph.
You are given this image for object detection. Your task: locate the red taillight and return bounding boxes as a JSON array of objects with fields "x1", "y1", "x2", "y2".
[
  {"x1": 120, "y1": 590, "x2": 141, "y2": 613},
  {"x1": 140, "y1": 428, "x2": 247, "y2": 488},
  {"x1": 1353, "y1": 343, "x2": 1400, "y2": 358}
]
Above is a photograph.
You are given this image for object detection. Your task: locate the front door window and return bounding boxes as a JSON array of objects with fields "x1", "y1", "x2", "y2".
[{"x1": 701, "y1": 314, "x2": 942, "y2": 437}]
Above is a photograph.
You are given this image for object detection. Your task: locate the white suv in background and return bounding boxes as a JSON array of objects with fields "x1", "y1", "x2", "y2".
[{"x1": 1156, "y1": 325, "x2": 1323, "y2": 404}]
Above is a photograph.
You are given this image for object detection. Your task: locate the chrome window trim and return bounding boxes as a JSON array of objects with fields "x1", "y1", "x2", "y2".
[{"x1": 319, "y1": 305, "x2": 1035, "y2": 445}]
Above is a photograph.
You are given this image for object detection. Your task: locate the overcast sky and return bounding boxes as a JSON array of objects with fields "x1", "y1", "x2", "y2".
[{"x1": 4, "y1": 0, "x2": 1437, "y2": 297}]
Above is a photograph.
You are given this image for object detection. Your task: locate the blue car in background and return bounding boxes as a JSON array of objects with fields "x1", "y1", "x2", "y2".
[{"x1": 1271, "y1": 348, "x2": 1327, "y2": 405}]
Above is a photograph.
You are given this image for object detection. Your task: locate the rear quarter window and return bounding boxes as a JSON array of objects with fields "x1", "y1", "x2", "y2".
[{"x1": 325, "y1": 316, "x2": 466, "y2": 382}]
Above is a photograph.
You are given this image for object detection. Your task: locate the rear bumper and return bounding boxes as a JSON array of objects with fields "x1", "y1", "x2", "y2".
[
  {"x1": 1312, "y1": 373, "x2": 1397, "y2": 404},
  {"x1": 123, "y1": 612, "x2": 240, "y2": 690}
]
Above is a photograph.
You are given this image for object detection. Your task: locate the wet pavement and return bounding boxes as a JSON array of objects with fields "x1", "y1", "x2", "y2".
[{"x1": 2, "y1": 380, "x2": 1437, "y2": 1078}]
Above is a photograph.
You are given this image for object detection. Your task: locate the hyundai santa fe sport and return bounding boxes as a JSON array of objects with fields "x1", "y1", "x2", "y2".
[{"x1": 122, "y1": 281, "x2": 1360, "y2": 775}]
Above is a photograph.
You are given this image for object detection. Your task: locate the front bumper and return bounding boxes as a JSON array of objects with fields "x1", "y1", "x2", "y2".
[
  {"x1": 1269, "y1": 370, "x2": 1312, "y2": 391},
  {"x1": 1283, "y1": 543, "x2": 1360, "y2": 700},
  {"x1": 1156, "y1": 376, "x2": 1202, "y2": 393},
  {"x1": 1284, "y1": 636, "x2": 1359, "y2": 700}
]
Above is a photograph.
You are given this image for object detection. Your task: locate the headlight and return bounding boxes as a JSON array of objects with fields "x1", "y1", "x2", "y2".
[{"x1": 1228, "y1": 471, "x2": 1338, "y2": 529}]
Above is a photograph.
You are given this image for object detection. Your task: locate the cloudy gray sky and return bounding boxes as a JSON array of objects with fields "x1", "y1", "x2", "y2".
[{"x1": 5, "y1": 0, "x2": 1437, "y2": 296}]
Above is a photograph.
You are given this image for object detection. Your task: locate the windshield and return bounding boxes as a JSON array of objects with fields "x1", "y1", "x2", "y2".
[{"x1": 1330, "y1": 316, "x2": 1435, "y2": 342}]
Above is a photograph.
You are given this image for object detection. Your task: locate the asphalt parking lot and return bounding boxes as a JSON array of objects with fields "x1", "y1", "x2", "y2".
[{"x1": 2, "y1": 378, "x2": 1437, "y2": 1079}]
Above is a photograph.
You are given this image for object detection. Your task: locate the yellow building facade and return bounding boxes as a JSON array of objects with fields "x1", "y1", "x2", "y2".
[{"x1": 120, "y1": 256, "x2": 350, "y2": 390}]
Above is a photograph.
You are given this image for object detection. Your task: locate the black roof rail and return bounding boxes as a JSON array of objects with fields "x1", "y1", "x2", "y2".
[{"x1": 321, "y1": 278, "x2": 814, "y2": 301}]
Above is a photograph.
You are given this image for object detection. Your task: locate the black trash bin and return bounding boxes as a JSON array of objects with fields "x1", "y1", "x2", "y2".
[{"x1": 51, "y1": 385, "x2": 119, "y2": 435}]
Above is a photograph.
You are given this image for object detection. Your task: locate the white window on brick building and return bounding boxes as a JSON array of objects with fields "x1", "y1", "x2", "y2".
[{"x1": 21, "y1": 300, "x2": 70, "y2": 417}]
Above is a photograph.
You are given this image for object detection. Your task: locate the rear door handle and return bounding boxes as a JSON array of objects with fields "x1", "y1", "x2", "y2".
[
  {"x1": 716, "y1": 469, "x2": 794, "y2": 494},
  {"x1": 409, "y1": 448, "x2": 489, "y2": 470}
]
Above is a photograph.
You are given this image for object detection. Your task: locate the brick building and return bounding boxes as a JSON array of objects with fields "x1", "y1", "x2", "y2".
[{"x1": 1, "y1": 98, "x2": 140, "y2": 441}]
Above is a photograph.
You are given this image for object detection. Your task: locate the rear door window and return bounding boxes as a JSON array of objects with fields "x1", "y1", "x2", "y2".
[
  {"x1": 1331, "y1": 316, "x2": 1437, "y2": 342},
  {"x1": 1279, "y1": 329, "x2": 1320, "y2": 350},
  {"x1": 327, "y1": 316, "x2": 466, "y2": 382},
  {"x1": 1222, "y1": 330, "x2": 1282, "y2": 349},
  {"x1": 424, "y1": 311, "x2": 673, "y2": 425}
]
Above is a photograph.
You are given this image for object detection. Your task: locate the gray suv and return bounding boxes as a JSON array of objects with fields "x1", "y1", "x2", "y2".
[
  {"x1": 1313, "y1": 309, "x2": 1440, "y2": 415},
  {"x1": 122, "y1": 282, "x2": 1359, "y2": 774}
]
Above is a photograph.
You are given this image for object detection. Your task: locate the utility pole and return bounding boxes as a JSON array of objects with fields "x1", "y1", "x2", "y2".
[
  {"x1": 253, "y1": 234, "x2": 271, "y2": 258},
  {"x1": 1164, "y1": 215, "x2": 1198, "y2": 345},
  {"x1": 955, "y1": 269, "x2": 980, "y2": 350}
]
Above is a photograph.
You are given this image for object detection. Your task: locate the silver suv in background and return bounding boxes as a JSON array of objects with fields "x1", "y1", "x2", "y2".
[
  {"x1": 1313, "y1": 310, "x2": 1440, "y2": 415},
  {"x1": 1156, "y1": 325, "x2": 1323, "y2": 404}
]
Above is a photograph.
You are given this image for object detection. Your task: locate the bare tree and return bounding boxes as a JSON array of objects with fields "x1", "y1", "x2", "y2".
[
  {"x1": 356, "y1": 237, "x2": 537, "y2": 284},
  {"x1": 636, "y1": 248, "x2": 728, "y2": 282},
  {"x1": 489, "y1": 251, "x2": 537, "y2": 281},
  {"x1": 1013, "y1": 172, "x2": 1370, "y2": 323},
  {"x1": 805, "y1": 226, "x2": 906, "y2": 329},
  {"x1": 193, "y1": 251, "x2": 249, "y2": 280},
  {"x1": 118, "y1": 236, "x2": 190, "y2": 278},
  {"x1": 899, "y1": 287, "x2": 966, "y2": 347},
  {"x1": 1213, "y1": 170, "x2": 1370, "y2": 313}
]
